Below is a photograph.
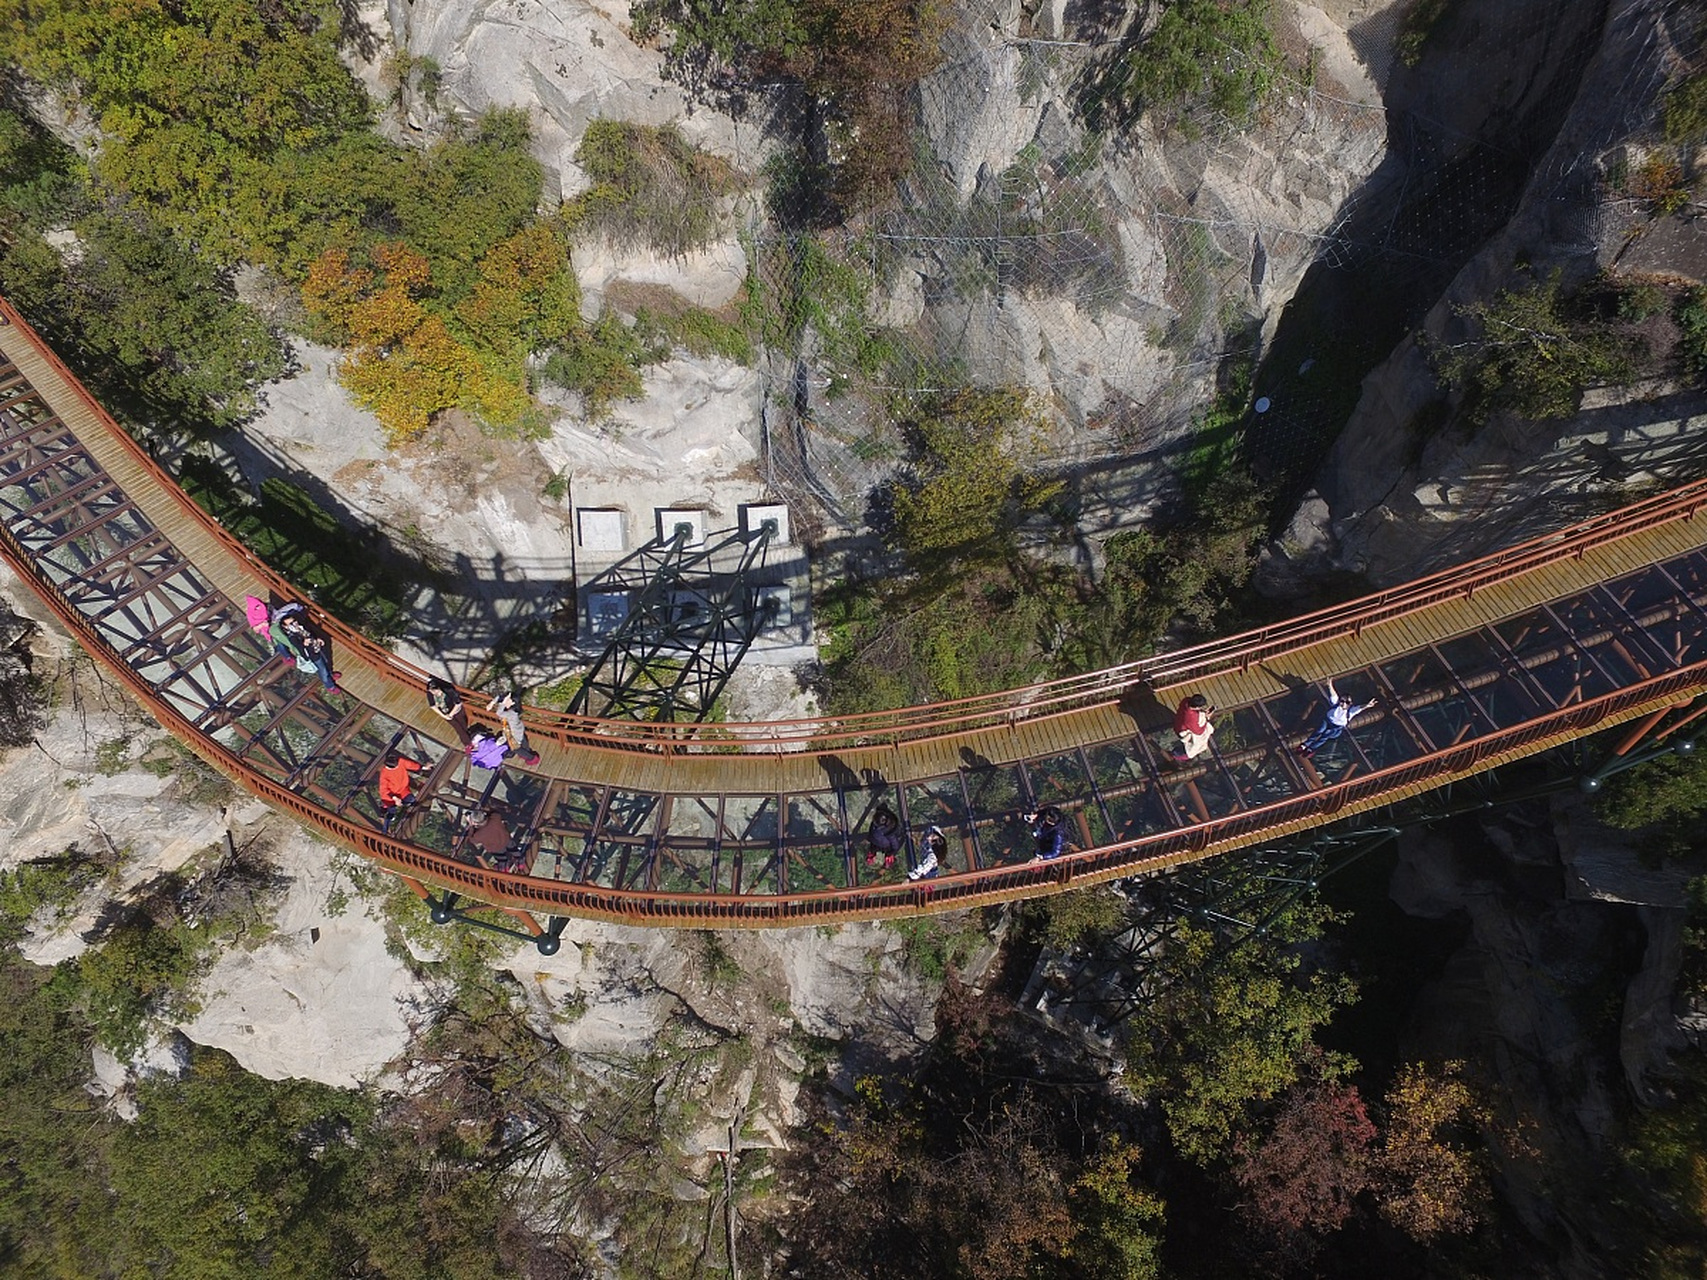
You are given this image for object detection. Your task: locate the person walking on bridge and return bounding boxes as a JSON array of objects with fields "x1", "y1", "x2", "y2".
[
  {"x1": 1170, "y1": 693, "x2": 1216, "y2": 762},
  {"x1": 378, "y1": 750, "x2": 422, "y2": 832},
  {"x1": 487, "y1": 691, "x2": 541, "y2": 766},
  {"x1": 1026, "y1": 806, "x2": 1066, "y2": 862},
  {"x1": 427, "y1": 676, "x2": 473, "y2": 747},
  {"x1": 273, "y1": 601, "x2": 340, "y2": 693},
  {"x1": 1299, "y1": 677, "x2": 1378, "y2": 759}
]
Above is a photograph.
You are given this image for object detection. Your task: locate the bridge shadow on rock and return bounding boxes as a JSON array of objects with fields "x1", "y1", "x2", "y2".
[{"x1": 159, "y1": 430, "x2": 580, "y2": 687}]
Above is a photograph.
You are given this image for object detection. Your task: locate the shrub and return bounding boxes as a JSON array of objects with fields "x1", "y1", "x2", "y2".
[
  {"x1": 1617, "y1": 279, "x2": 1667, "y2": 322},
  {"x1": 1094, "y1": 0, "x2": 1284, "y2": 132},
  {"x1": 634, "y1": 304, "x2": 754, "y2": 364},
  {"x1": 1432, "y1": 269, "x2": 1641, "y2": 421},
  {"x1": 1632, "y1": 152, "x2": 1692, "y2": 216},
  {"x1": 633, "y1": 0, "x2": 944, "y2": 211},
  {"x1": 890, "y1": 387, "x2": 1062, "y2": 570},
  {"x1": 567, "y1": 120, "x2": 735, "y2": 256},
  {"x1": 1679, "y1": 288, "x2": 1707, "y2": 384},
  {"x1": 1396, "y1": 0, "x2": 1452, "y2": 68},
  {"x1": 540, "y1": 314, "x2": 662, "y2": 418},
  {"x1": 1665, "y1": 72, "x2": 1707, "y2": 144},
  {"x1": 0, "y1": 854, "x2": 100, "y2": 947}
]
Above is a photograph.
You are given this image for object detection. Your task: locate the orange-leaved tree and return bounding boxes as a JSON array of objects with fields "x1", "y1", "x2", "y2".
[
  {"x1": 1373, "y1": 1059, "x2": 1494, "y2": 1240},
  {"x1": 302, "y1": 234, "x2": 579, "y2": 444}
]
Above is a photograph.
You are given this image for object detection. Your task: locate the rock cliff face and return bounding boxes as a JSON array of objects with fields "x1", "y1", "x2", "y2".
[
  {"x1": 1390, "y1": 798, "x2": 1692, "y2": 1275},
  {"x1": 362, "y1": 0, "x2": 1402, "y2": 537},
  {"x1": 1287, "y1": 0, "x2": 1707, "y2": 587}
]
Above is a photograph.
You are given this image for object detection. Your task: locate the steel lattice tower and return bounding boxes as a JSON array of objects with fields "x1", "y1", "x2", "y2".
[{"x1": 570, "y1": 519, "x2": 779, "y2": 723}]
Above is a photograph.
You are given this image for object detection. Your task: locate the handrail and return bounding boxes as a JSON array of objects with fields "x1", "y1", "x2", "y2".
[
  {"x1": 6, "y1": 293, "x2": 1707, "y2": 925},
  {"x1": 7, "y1": 290, "x2": 1705, "y2": 755}
]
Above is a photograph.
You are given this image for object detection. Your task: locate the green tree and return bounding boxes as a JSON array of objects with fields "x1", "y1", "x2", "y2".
[
  {"x1": 1064, "y1": 1139, "x2": 1165, "y2": 1280},
  {"x1": 1122, "y1": 907, "x2": 1356, "y2": 1166},
  {"x1": 0, "y1": 206, "x2": 287, "y2": 433},
  {"x1": 1433, "y1": 269, "x2": 1640, "y2": 421},
  {"x1": 0, "y1": 956, "x2": 115, "y2": 1275},
  {"x1": 1094, "y1": 0, "x2": 1284, "y2": 132},
  {"x1": 891, "y1": 387, "x2": 1062, "y2": 571},
  {"x1": 0, "y1": 0, "x2": 370, "y2": 262}
]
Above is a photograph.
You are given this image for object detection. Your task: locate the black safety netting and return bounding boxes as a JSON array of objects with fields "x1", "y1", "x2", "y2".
[{"x1": 687, "y1": 0, "x2": 1682, "y2": 531}]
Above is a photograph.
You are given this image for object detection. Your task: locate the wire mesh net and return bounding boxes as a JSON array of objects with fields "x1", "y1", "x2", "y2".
[{"x1": 711, "y1": 0, "x2": 1657, "y2": 529}]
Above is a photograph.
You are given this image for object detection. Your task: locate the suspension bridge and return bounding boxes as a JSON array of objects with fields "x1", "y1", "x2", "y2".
[{"x1": 1, "y1": 294, "x2": 1705, "y2": 943}]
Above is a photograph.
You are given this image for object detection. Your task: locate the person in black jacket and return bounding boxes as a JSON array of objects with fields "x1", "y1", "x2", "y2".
[{"x1": 866, "y1": 806, "x2": 904, "y2": 869}]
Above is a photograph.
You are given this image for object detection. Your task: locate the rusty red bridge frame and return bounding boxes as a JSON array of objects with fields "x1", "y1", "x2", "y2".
[{"x1": 1, "y1": 294, "x2": 1705, "y2": 932}]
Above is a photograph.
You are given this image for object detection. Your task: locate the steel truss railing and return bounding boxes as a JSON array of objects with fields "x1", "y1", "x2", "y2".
[{"x1": 3, "y1": 293, "x2": 1707, "y2": 929}]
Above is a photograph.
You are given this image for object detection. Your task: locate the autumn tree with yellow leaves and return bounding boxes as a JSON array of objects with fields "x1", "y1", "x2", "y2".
[{"x1": 303, "y1": 227, "x2": 582, "y2": 443}]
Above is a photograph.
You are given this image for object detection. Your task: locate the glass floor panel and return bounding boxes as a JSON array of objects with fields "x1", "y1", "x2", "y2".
[
  {"x1": 1297, "y1": 724, "x2": 1372, "y2": 785},
  {"x1": 1354, "y1": 710, "x2": 1431, "y2": 772},
  {"x1": 543, "y1": 785, "x2": 603, "y2": 832},
  {"x1": 601, "y1": 790, "x2": 661, "y2": 839},
  {"x1": 725, "y1": 794, "x2": 779, "y2": 843},
  {"x1": 665, "y1": 795, "x2": 723, "y2": 841},
  {"x1": 845, "y1": 785, "x2": 901, "y2": 850},
  {"x1": 1655, "y1": 551, "x2": 1707, "y2": 611},
  {"x1": 1496, "y1": 610, "x2": 1616, "y2": 707},
  {"x1": 1025, "y1": 750, "x2": 1108, "y2": 844},
  {"x1": 976, "y1": 811, "x2": 1044, "y2": 867},
  {"x1": 782, "y1": 842, "x2": 846, "y2": 893},
  {"x1": 1552, "y1": 590, "x2": 1671, "y2": 682},
  {"x1": 655, "y1": 845, "x2": 724, "y2": 895},
  {"x1": 903, "y1": 774, "x2": 966, "y2": 830},
  {"x1": 960, "y1": 762, "x2": 1024, "y2": 823},
  {"x1": 1165, "y1": 757, "x2": 1242, "y2": 823},
  {"x1": 576, "y1": 839, "x2": 631, "y2": 887},
  {"x1": 1262, "y1": 679, "x2": 1345, "y2": 747},
  {"x1": 1605, "y1": 566, "x2": 1707, "y2": 667},
  {"x1": 1224, "y1": 739, "x2": 1308, "y2": 808},
  {"x1": 1084, "y1": 739, "x2": 1151, "y2": 794}
]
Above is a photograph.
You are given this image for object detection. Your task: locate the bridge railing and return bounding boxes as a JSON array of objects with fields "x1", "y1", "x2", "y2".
[
  {"x1": 9, "y1": 291, "x2": 1707, "y2": 762},
  {"x1": 311, "y1": 664, "x2": 1707, "y2": 925}
]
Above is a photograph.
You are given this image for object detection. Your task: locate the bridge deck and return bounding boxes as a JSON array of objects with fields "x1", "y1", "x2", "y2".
[{"x1": 2, "y1": 295, "x2": 1706, "y2": 927}]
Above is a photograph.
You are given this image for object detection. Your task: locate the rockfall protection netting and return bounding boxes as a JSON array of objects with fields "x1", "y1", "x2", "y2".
[{"x1": 707, "y1": 0, "x2": 1672, "y2": 530}]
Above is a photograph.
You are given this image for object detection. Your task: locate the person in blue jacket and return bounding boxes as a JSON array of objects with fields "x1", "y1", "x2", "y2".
[{"x1": 1026, "y1": 806, "x2": 1066, "y2": 861}]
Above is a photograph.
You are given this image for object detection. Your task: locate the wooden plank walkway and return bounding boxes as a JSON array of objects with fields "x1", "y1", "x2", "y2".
[{"x1": 6, "y1": 295, "x2": 1707, "y2": 926}]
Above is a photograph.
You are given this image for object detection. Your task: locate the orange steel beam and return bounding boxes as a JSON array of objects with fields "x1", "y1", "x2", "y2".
[{"x1": 4, "y1": 294, "x2": 1707, "y2": 925}]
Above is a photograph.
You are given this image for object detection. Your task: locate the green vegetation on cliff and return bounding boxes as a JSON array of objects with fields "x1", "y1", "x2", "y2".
[{"x1": 0, "y1": 0, "x2": 663, "y2": 442}]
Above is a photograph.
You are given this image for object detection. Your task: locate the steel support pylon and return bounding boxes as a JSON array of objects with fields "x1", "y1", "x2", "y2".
[{"x1": 571, "y1": 523, "x2": 777, "y2": 722}]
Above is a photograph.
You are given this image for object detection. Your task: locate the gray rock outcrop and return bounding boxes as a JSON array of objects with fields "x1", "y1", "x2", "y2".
[{"x1": 1294, "y1": 0, "x2": 1707, "y2": 586}]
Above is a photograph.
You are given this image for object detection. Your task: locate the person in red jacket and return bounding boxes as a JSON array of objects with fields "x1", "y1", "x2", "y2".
[
  {"x1": 378, "y1": 750, "x2": 421, "y2": 831},
  {"x1": 1171, "y1": 694, "x2": 1216, "y2": 762}
]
